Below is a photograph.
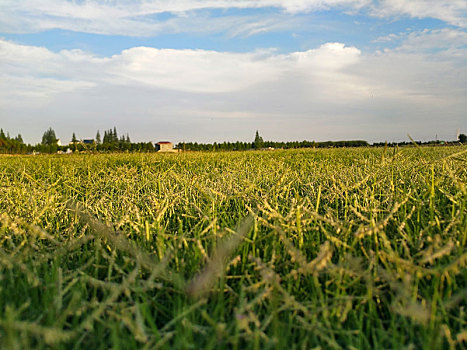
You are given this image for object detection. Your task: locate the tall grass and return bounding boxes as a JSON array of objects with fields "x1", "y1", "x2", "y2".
[{"x1": 0, "y1": 146, "x2": 466, "y2": 349}]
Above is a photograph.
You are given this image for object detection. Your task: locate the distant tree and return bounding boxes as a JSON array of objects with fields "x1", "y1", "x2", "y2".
[
  {"x1": 126, "y1": 134, "x2": 131, "y2": 143},
  {"x1": 96, "y1": 130, "x2": 101, "y2": 144},
  {"x1": 71, "y1": 132, "x2": 78, "y2": 151},
  {"x1": 459, "y1": 133, "x2": 467, "y2": 143},
  {"x1": 113, "y1": 127, "x2": 118, "y2": 143},
  {"x1": 103, "y1": 129, "x2": 114, "y2": 144},
  {"x1": 42, "y1": 127, "x2": 57, "y2": 145},
  {"x1": 0, "y1": 129, "x2": 28, "y2": 154},
  {"x1": 253, "y1": 130, "x2": 264, "y2": 149},
  {"x1": 144, "y1": 142, "x2": 154, "y2": 151}
]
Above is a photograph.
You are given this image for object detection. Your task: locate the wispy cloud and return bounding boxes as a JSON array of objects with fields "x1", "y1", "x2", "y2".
[
  {"x1": 372, "y1": 33, "x2": 400, "y2": 43},
  {"x1": 0, "y1": 0, "x2": 369, "y2": 36},
  {"x1": 397, "y1": 28, "x2": 467, "y2": 53},
  {"x1": 371, "y1": 0, "x2": 467, "y2": 28},
  {"x1": 1, "y1": 0, "x2": 465, "y2": 38}
]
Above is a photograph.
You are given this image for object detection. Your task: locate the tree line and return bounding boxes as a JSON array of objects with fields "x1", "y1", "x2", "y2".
[
  {"x1": 0, "y1": 129, "x2": 27, "y2": 154},
  {"x1": 65, "y1": 127, "x2": 154, "y2": 153},
  {"x1": 177, "y1": 137, "x2": 467, "y2": 152},
  {"x1": 177, "y1": 132, "x2": 370, "y2": 151},
  {"x1": 0, "y1": 127, "x2": 154, "y2": 154},
  {"x1": 0, "y1": 127, "x2": 465, "y2": 154},
  {"x1": 176, "y1": 140, "x2": 370, "y2": 151}
]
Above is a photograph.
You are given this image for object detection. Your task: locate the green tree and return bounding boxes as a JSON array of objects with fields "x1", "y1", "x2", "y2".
[
  {"x1": 253, "y1": 130, "x2": 264, "y2": 149},
  {"x1": 42, "y1": 127, "x2": 57, "y2": 145},
  {"x1": 70, "y1": 132, "x2": 78, "y2": 152},
  {"x1": 113, "y1": 127, "x2": 118, "y2": 143},
  {"x1": 459, "y1": 133, "x2": 467, "y2": 143},
  {"x1": 96, "y1": 130, "x2": 101, "y2": 144}
]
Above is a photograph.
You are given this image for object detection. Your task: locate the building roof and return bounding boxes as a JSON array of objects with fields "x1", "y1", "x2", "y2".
[{"x1": 156, "y1": 141, "x2": 172, "y2": 145}]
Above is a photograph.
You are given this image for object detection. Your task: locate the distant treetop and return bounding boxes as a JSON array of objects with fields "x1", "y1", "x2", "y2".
[
  {"x1": 42, "y1": 127, "x2": 57, "y2": 145},
  {"x1": 253, "y1": 130, "x2": 264, "y2": 149}
]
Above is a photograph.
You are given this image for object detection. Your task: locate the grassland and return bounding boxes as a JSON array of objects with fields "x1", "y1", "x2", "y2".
[{"x1": 0, "y1": 146, "x2": 466, "y2": 349}]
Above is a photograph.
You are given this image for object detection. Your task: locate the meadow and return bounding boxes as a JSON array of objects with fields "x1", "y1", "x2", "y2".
[{"x1": 0, "y1": 146, "x2": 466, "y2": 349}]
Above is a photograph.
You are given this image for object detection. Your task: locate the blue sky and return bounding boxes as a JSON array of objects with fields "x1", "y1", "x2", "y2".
[{"x1": 1, "y1": 0, "x2": 466, "y2": 144}]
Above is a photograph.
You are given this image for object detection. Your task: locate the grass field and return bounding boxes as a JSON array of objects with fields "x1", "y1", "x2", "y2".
[{"x1": 0, "y1": 146, "x2": 466, "y2": 349}]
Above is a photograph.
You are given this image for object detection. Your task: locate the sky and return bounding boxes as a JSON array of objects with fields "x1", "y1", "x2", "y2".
[{"x1": 0, "y1": 0, "x2": 466, "y2": 145}]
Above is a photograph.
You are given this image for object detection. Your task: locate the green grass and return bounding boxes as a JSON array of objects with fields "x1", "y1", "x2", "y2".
[{"x1": 0, "y1": 146, "x2": 466, "y2": 349}]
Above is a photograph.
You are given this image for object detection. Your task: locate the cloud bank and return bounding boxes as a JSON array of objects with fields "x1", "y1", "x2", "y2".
[{"x1": 1, "y1": 27, "x2": 465, "y2": 143}]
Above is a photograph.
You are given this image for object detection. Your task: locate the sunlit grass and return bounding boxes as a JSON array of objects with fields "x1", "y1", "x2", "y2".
[{"x1": 0, "y1": 146, "x2": 466, "y2": 349}]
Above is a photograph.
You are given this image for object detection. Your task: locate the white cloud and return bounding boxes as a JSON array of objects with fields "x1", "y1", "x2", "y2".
[
  {"x1": 398, "y1": 28, "x2": 467, "y2": 53},
  {"x1": 112, "y1": 47, "x2": 280, "y2": 92},
  {"x1": 0, "y1": 0, "x2": 395, "y2": 37},
  {"x1": 372, "y1": 0, "x2": 467, "y2": 28},
  {"x1": 0, "y1": 2, "x2": 317, "y2": 36},
  {"x1": 1, "y1": 0, "x2": 370, "y2": 19},
  {"x1": 0, "y1": 0, "x2": 465, "y2": 37},
  {"x1": 0, "y1": 39, "x2": 362, "y2": 95},
  {"x1": 289, "y1": 42, "x2": 361, "y2": 70},
  {"x1": 0, "y1": 40, "x2": 96, "y2": 106},
  {"x1": 372, "y1": 33, "x2": 400, "y2": 43}
]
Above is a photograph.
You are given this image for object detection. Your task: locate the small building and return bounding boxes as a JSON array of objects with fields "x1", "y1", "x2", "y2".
[
  {"x1": 155, "y1": 141, "x2": 174, "y2": 152},
  {"x1": 82, "y1": 139, "x2": 95, "y2": 145}
]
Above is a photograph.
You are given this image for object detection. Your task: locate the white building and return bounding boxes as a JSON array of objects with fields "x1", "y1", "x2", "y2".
[{"x1": 155, "y1": 141, "x2": 174, "y2": 152}]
